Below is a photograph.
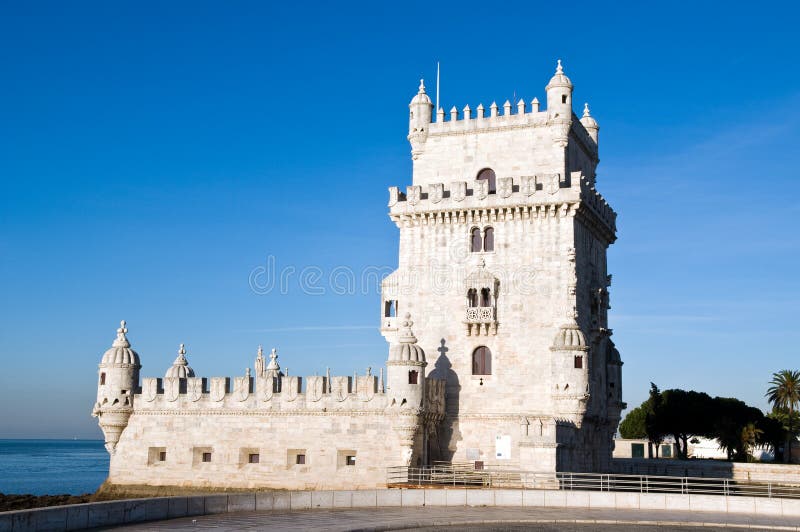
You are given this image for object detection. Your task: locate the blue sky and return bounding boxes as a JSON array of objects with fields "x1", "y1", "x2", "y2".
[{"x1": 0, "y1": 1, "x2": 798, "y2": 438}]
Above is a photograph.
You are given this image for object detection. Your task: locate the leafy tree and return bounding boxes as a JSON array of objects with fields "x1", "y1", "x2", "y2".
[
  {"x1": 759, "y1": 412, "x2": 789, "y2": 459},
  {"x1": 659, "y1": 389, "x2": 714, "y2": 459},
  {"x1": 645, "y1": 383, "x2": 665, "y2": 458},
  {"x1": 712, "y1": 397, "x2": 764, "y2": 461},
  {"x1": 619, "y1": 405, "x2": 648, "y2": 439},
  {"x1": 741, "y1": 423, "x2": 763, "y2": 462},
  {"x1": 766, "y1": 370, "x2": 800, "y2": 463}
]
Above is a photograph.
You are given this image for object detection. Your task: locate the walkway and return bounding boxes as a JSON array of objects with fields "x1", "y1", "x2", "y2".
[{"x1": 106, "y1": 506, "x2": 800, "y2": 531}]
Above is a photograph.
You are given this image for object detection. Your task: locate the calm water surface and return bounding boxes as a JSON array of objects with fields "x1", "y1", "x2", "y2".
[{"x1": 0, "y1": 439, "x2": 108, "y2": 495}]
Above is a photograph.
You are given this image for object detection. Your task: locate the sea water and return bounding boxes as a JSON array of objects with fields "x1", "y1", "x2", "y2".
[{"x1": 0, "y1": 440, "x2": 108, "y2": 495}]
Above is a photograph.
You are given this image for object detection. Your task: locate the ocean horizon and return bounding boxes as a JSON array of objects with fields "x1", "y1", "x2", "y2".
[{"x1": 0, "y1": 439, "x2": 109, "y2": 495}]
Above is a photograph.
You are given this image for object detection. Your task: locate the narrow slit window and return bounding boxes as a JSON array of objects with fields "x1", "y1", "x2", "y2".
[
  {"x1": 159, "y1": 451, "x2": 166, "y2": 462},
  {"x1": 574, "y1": 356, "x2": 583, "y2": 369},
  {"x1": 99, "y1": 373, "x2": 106, "y2": 385},
  {"x1": 467, "y1": 288, "x2": 478, "y2": 307},
  {"x1": 408, "y1": 370, "x2": 418, "y2": 384},
  {"x1": 202, "y1": 452, "x2": 212, "y2": 463},
  {"x1": 480, "y1": 288, "x2": 491, "y2": 307}
]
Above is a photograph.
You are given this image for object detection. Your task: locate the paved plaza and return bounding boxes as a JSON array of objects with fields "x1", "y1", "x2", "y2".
[{"x1": 106, "y1": 506, "x2": 800, "y2": 531}]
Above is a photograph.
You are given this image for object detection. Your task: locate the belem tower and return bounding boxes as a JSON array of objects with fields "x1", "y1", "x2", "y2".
[{"x1": 92, "y1": 61, "x2": 625, "y2": 491}]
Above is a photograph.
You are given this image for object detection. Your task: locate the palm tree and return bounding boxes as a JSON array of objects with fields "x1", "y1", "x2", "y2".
[{"x1": 766, "y1": 370, "x2": 800, "y2": 463}]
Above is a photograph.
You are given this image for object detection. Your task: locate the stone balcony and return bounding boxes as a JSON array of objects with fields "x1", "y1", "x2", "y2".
[{"x1": 465, "y1": 306, "x2": 497, "y2": 336}]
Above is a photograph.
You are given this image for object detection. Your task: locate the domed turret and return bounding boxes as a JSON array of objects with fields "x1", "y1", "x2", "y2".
[
  {"x1": 580, "y1": 102, "x2": 599, "y2": 144},
  {"x1": 165, "y1": 343, "x2": 195, "y2": 379},
  {"x1": 389, "y1": 313, "x2": 426, "y2": 363},
  {"x1": 93, "y1": 320, "x2": 141, "y2": 454},
  {"x1": 551, "y1": 318, "x2": 587, "y2": 350},
  {"x1": 408, "y1": 79, "x2": 433, "y2": 160},
  {"x1": 545, "y1": 59, "x2": 573, "y2": 118}
]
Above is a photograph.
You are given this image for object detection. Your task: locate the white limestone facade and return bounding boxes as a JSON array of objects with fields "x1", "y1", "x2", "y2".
[
  {"x1": 382, "y1": 60, "x2": 624, "y2": 472},
  {"x1": 92, "y1": 61, "x2": 624, "y2": 491}
]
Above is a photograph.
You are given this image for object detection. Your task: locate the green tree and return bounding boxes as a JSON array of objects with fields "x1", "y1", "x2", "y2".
[
  {"x1": 759, "y1": 413, "x2": 789, "y2": 459},
  {"x1": 619, "y1": 405, "x2": 648, "y2": 439},
  {"x1": 765, "y1": 370, "x2": 800, "y2": 463},
  {"x1": 712, "y1": 397, "x2": 764, "y2": 461},
  {"x1": 645, "y1": 383, "x2": 665, "y2": 458},
  {"x1": 741, "y1": 423, "x2": 763, "y2": 463},
  {"x1": 659, "y1": 389, "x2": 714, "y2": 459}
]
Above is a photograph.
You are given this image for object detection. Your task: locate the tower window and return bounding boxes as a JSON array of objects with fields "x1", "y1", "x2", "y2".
[
  {"x1": 477, "y1": 168, "x2": 497, "y2": 194},
  {"x1": 100, "y1": 373, "x2": 106, "y2": 385},
  {"x1": 483, "y1": 227, "x2": 494, "y2": 252},
  {"x1": 408, "y1": 370, "x2": 418, "y2": 384},
  {"x1": 574, "y1": 356, "x2": 583, "y2": 369},
  {"x1": 346, "y1": 455, "x2": 356, "y2": 466},
  {"x1": 296, "y1": 454, "x2": 306, "y2": 465},
  {"x1": 159, "y1": 451, "x2": 167, "y2": 462},
  {"x1": 472, "y1": 346, "x2": 492, "y2": 375},
  {"x1": 467, "y1": 288, "x2": 478, "y2": 307},
  {"x1": 471, "y1": 227, "x2": 482, "y2": 252},
  {"x1": 562, "y1": 95, "x2": 567, "y2": 104},
  {"x1": 202, "y1": 452, "x2": 212, "y2": 463},
  {"x1": 249, "y1": 453, "x2": 260, "y2": 464},
  {"x1": 384, "y1": 300, "x2": 397, "y2": 317},
  {"x1": 480, "y1": 288, "x2": 491, "y2": 307}
]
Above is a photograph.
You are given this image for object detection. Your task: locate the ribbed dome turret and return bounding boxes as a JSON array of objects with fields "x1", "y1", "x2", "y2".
[
  {"x1": 545, "y1": 59, "x2": 573, "y2": 90},
  {"x1": 165, "y1": 343, "x2": 195, "y2": 378},
  {"x1": 410, "y1": 79, "x2": 432, "y2": 105},
  {"x1": 551, "y1": 318, "x2": 588, "y2": 351},
  {"x1": 389, "y1": 313, "x2": 426, "y2": 363},
  {"x1": 100, "y1": 320, "x2": 141, "y2": 366},
  {"x1": 580, "y1": 102, "x2": 598, "y2": 129}
]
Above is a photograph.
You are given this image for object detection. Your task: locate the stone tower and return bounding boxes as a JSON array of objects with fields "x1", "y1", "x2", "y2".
[
  {"x1": 381, "y1": 61, "x2": 625, "y2": 472},
  {"x1": 92, "y1": 320, "x2": 141, "y2": 454}
]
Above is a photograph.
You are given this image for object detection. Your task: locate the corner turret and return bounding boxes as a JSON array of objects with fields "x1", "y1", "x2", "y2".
[
  {"x1": 408, "y1": 79, "x2": 433, "y2": 160},
  {"x1": 549, "y1": 313, "x2": 590, "y2": 422},
  {"x1": 580, "y1": 102, "x2": 599, "y2": 145},
  {"x1": 92, "y1": 320, "x2": 140, "y2": 454},
  {"x1": 545, "y1": 59, "x2": 573, "y2": 118},
  {"x1": 165, "y1": 343, "x2": 194, "y2": 378},
  {"x1": 387, "y1": 313, "x2": 427, "y2": 466}
]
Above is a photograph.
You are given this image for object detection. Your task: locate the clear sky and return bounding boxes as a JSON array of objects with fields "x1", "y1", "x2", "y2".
[{"x1": 1, "y1": 1, "x2": 798, "y2": 439}]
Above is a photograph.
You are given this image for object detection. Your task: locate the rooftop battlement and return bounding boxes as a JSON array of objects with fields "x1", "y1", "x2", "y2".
[{"x1": 387, "y1": 173, "x2": 616, "y2": 236}]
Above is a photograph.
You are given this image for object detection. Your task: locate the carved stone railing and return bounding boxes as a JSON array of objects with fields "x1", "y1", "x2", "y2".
[{"x1": 465, "y1": 306, "x2": 497, "y2": 336}]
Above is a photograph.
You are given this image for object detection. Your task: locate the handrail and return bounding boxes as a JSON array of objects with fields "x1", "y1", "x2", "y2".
[{"x1": 386, "y1": 465, "x2": 800, "y2": 499}]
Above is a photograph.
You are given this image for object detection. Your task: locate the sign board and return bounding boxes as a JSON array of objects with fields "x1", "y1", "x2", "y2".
[{"x1": 495, "y1": 434, "x2": 511, "y2": 460}]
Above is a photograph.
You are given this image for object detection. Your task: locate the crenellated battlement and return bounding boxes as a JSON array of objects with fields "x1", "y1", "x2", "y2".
[
  {"x1": 387, "y1": 173, "x2": 615, "y2": 238},
  {"x1": 428, "y1": 97, "x2": 549, "y2": 134}
]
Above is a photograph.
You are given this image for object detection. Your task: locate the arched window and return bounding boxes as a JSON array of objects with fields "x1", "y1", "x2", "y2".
[
  {"x1": 472, "y1": 346, "x2": 492, "y2": 375},
  {"x1": 470, "y1": 227, "x2": 482, "y2": 252},
  {"x1": 483, "y1": 227, "x2": 494, "y2": 252},
  {"x1": 480, "y1": 288, "x2": 491, "y2": 307},
  {"x1": 477, "y1": 168, "x2": 496, "y2": 194},
  {"x1": 467, "y1": 289, "x2": 478, "y2": 307}
]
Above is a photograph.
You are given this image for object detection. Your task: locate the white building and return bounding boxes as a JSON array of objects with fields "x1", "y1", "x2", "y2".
[{"x1": 92, "y1": 61, "x2": 625, "y2": 492}]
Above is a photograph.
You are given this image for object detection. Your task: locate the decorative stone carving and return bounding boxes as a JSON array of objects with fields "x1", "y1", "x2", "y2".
[
  {"x1": 233, "y1": 376, "x2": 249, "y2": 402},
  {"x1": 332, "y1": 376, "x2": 349, "y2": 401},
  {"x1": 142, "y1": 378, "x2": 157, "y2": 403},
  {"x1": 164, "y1": 377, "x2": 180, "y2": 402},
  {"x1": 498, "y1": 177, "x2": 513, "y2": 198},
  {"x1": 521, "y1": 176, "x2": 536, "y2": 196},
  {"x1": 187, "y1": 377, "x2": 203, "y2": 402},
  {"x1": 451, "y1": 181, "x2": 466, "y2": 202},
  {"x1": 407, "y1": 185, "x2": 421, "y2": 206},
  {"x1": 284, "y1": 376, "x2": 300, "y2": 402},
  {"x1": 210, "y1": 378, "x2": 227, "y2": 402},
  {"x1": 475, "y1": 179, "x2": 488, "y2": 200},
  {"x1": 307, "y1": 376, "x2": 324, "y2": 402},
  {"x1": 430, "y1": 183, "x2": 443, "y2": 203},
  {"x1": 388, "y1": 186, "x2": 400, "y2": 207},
  {"x1": 543, "y1": 173, "x2": 560, "y2": 195},
  {"x1": 256, "y1": 376, "x2": 273, "y2": 402}
]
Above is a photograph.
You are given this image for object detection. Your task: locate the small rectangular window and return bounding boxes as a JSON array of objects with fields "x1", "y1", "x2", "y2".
[
  {"x1": 249, "y1": 453, "x2": 260, "y2": 464},
  {"x1": 100, "y1": 373, "x2": 106, "y2": 385},
  {"x1": 562, "y1": 95, "x2": 567, "y2": 104},
  {"x1": 346, "y1": 455, "x2": 356, "y2": 466},
  {"x1": 202, "y1": 452, "x2": 212, "y2": 463},
  {"x1": 148, "y1": 447, "x2": 167, "y2": 465},
  {"x1": 296, "y1": 454, "x2": 306, "y2": 465},
  {"x1": 474, "y1": 461, "x2": 484, "y2": 470},
  {"x1": 159, "y1": 451, "x2": 166, "y2": 462},
  {"x1": 408, "y1": 370, "x2": 418, "y2": 384},
  {"x1": 574, "y1": 356, "x2": 583, "y2": 369}
]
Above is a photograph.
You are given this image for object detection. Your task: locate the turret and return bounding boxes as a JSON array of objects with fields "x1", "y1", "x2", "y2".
[
  {"x1": 387, "y1": 313, "x2": 427, "y2": 466},
  {"x1": 407, "y1": 79, "x2": 433, "y2": 160},
  {"x1": 545, "y1": 59, "x2": 573, "y2": 118},
  {"x1": 165, "y1": 343, "x2": 194, "y2": 378},
  {"x1": 549, "y1": 314, "x2": 590, "y2": 422},
  {"x1": 580, "y1": 102, "x2": 599, "y2": 145},
  {"x1": 92, "y1": 320, "x2": 140, "y2": 454}
]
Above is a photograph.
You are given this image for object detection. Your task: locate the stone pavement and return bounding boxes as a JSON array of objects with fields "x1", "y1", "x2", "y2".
[{"x1": 106, "y1": 506, "x2": 800, "y2": 531}]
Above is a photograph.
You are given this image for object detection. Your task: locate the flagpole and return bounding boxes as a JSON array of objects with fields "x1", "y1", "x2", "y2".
[{"x1": 436, "y1": 61, "x2": 440, "y2": 121}]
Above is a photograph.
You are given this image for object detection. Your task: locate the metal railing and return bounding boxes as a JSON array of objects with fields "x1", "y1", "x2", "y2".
[{"x1": 386, "y1": 463, "x2": 800, "y2": 499}]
